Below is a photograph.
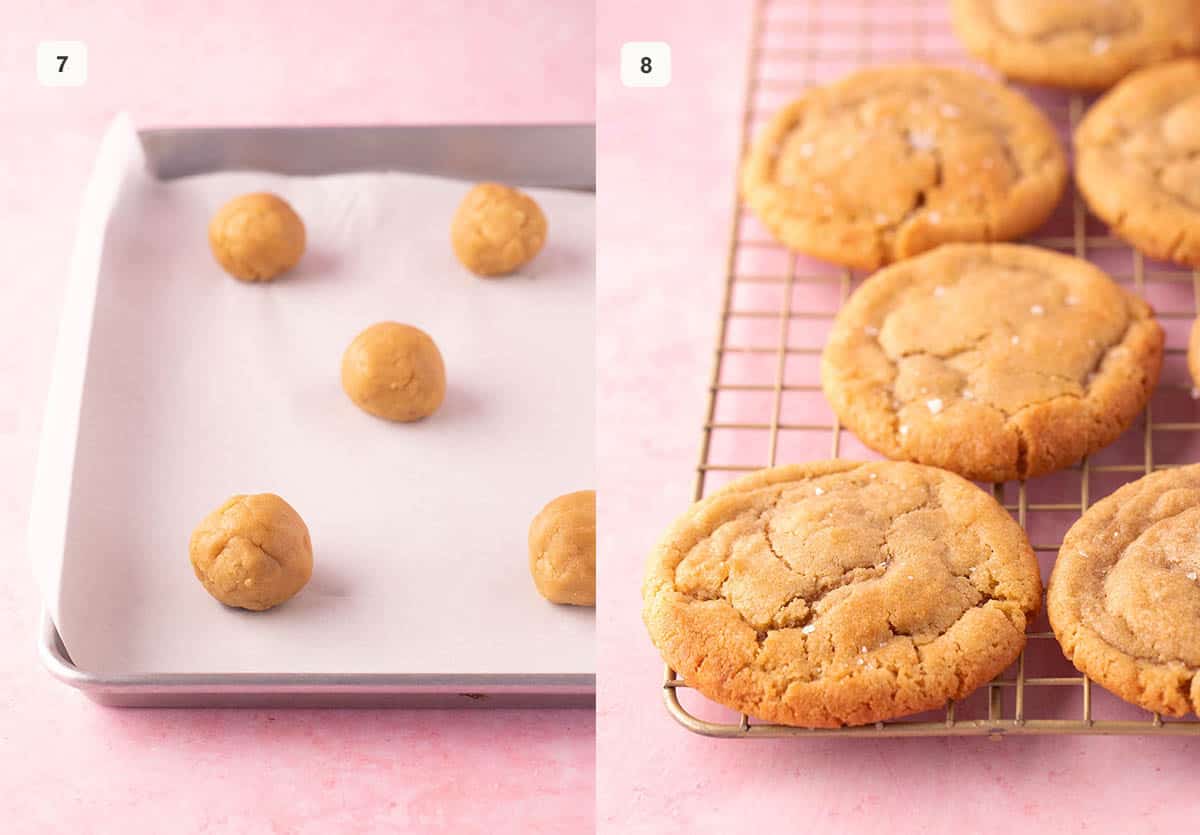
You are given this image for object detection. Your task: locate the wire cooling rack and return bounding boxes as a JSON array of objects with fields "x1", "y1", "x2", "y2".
[{"x1": 663, "y1": 0, "x2": 1200, "y2": 737}]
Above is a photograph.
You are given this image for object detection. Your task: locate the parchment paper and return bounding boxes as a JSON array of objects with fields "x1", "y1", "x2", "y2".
[{"x1": 51, "y1": 118, "x2": 594, "y2": 675}]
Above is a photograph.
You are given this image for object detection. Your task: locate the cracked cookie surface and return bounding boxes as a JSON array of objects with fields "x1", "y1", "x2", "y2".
[
  {"x1": 821, "y1": 244, "x2": 1163, "y2": 483},
  {"x1": 1076, "y1": 59, "x2": 1200, "y2": 267},
  {"x1": 740, "y1": 65, "x2": 1066, "y2": 270},
  {"x1": 642, "y1": 461, "x2": 1041, "y2": 728},
  {"x1": 952, "y1": 0, "x2": 1200, "y2": 90},
  {"x1": 1048, "y1": 465, "x2": 1200, "y2": 717}
]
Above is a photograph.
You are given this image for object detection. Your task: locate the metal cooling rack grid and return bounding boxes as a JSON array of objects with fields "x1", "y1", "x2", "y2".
[{"x1": 662, "y1": 0, "x2": 1200, "y2": 737}]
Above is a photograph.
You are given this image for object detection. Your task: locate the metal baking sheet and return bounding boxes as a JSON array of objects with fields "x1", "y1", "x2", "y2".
[
  {"x1": 34, "y1": 121, "x2": 595, "y2": 708},
  {"x1": 139, "y1": 124, "x2": 595, "y2": 187}
]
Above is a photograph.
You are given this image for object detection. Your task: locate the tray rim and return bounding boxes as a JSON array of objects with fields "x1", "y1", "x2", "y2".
[
  {"x1": 40, "y1": 612, "x2": 594, "y2": 707},
  {"x1": 137, "y1": 122, "x2": 596, "y2": 188},
  {"x1": 33, "y1": 117, "x2": 597, "y2": 708}
]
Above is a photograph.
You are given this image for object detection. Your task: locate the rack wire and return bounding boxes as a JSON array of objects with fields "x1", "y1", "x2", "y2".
[{"x1": 662, "y1": 0, "x2": 1200, "y2": 737}]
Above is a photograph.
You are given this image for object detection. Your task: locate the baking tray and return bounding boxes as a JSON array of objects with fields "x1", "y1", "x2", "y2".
[
  {"x1": 661, "y1": 0, "x2": 1200, "y2": 736},
  {"x1": 33, "y1": 121, "x2": 595, "y2": 708}
]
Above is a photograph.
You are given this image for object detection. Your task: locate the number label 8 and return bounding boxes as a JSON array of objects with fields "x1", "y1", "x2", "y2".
[{"x1": 621, "y1": 42, "x2": 671, "y2": 88}]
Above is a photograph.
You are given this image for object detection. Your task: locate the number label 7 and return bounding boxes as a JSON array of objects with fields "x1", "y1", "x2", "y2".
[{"x1": 37, "y1": 41, "x2": 87, "y2": 86}]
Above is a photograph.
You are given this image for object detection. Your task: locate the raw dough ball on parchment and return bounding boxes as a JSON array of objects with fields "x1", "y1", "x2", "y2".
[
  {"x1": 189, "y1": 493, "x2": 313, "y2": 611},
  {"x1": 208, "y1": 192, "x2": 306, "y2": 281},
  {"x1": 451, "y1": 183, "x2": 547, "y2": 276},
  {"x1": 529, "y1": 490, "x2": 596, "y2": 607},
  {"x1": 341, "y1": 322, "x2": 447, "y2": 422}
]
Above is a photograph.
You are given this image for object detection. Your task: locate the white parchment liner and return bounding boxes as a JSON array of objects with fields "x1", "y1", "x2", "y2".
[{"x1": 31, "y1": 116, "x2": 595, "y2": 675}]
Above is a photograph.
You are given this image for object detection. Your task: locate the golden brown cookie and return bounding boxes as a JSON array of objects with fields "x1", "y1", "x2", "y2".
[
  {"x1": 341, "y1": 322, "x2": 446, "y2": 422},
  {"x1": 189, "y1": 493, "x2": 313, "y2": 611},
  {"x1": 208, "y1": 193, "x2": 306, "y2": 281},
  {"x1": 451, "y1": 183, "x2": 547, "y2": 277},
  {"x1": 740, "y1": 65, "x2": 1066, "y2": 270},
  {"x1": 528, "y1": 490, "x2": 596, "y2": 607},
  {"x1": 642, "y1": 461, "x2": 1041, "y2": 728},
  {"x1": 1048, "y1": 465, "x2": 1200, "y2": 717},
  {"x1": 951, "y1": 0, "x2": 1200, "y2": 90},
  {"x1": 1076, "y1": 59, "x2": 1200, "y2": 267},
  {"x1": 821, "y1": 244, "x2": 1163, "y2": 483}
]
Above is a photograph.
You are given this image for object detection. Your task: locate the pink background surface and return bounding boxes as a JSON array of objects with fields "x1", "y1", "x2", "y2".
[
  {"x1": 598, "y1": 1, "x2": 1200, "y2": 833},
  {"x1": 2, "y1": 2, "x2": 593, "y2": 832}
]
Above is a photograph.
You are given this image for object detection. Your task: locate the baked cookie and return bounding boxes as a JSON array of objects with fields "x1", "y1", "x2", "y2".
[
  {"x1": 951, "y1": 0, "x2": 1200, "y2": 91},
  {"x1": 189, "y1": 493, "x2": 313, "y2": 611},
  {"x1": 451, "y1": 183, "x2": 547, "y2": 277},
  {"x1": 529, "y1": 490, "x2": 596, "y2": 607},
  {"x1": 341, "y1": 322, "x2": 446, "y2": 422},
  {"x1": 1076, "y1": 59, "x2": 1200, "y2": 267},
  {"x1": 821, "y1": 244, "x2": 1163, "y2": 483},
  {"x1": 1048, "y1": 465, "x2": 1200, "y2": 717},
  {"x1": 740, "y1": 65, "x2": 1065, "y2": 269},
  {"x1": 208, "y1": 193, "x2": 306, "y2": 281},
  {"x1": 642, "y1": 461, "x2": 1041, "y2": 728}
]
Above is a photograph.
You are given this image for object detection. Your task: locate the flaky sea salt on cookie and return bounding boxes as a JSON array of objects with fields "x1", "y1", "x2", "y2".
[
  {"x1": 1048, "y1": 465, "x2": 1200, "y2": 717},
  {"x1": 642, "y1": 461, "x2": 1042, "y2": 728},
  {"x1": 1076, "y1": 59, "x2": 1200, "y2": 267},
  {"x1": 820, "y1": 244, "x2": 1163, "y2": 483},
  {"x1": 951, "y1": 0, "x2": 1200, "y2": 90},
  {"x1": 740, "y1": 65, "x2": 1066, "y2": 270}
]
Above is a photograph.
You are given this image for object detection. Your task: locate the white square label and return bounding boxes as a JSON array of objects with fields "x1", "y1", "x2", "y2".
[
  {"x1": 38, "y1": 41, "x2": 87, "y2": 87},
  {"x1": 621, "y1": 42, "x2": 670, "y2": 88}
]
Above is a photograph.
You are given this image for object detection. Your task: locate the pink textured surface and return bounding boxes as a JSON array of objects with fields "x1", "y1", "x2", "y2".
[
  {"x1": 598, "y1": 1, "x2": 1199, "y2": 832},
  {"x1": 2, "y1": 2, "x2": 592, "y2": 832}
]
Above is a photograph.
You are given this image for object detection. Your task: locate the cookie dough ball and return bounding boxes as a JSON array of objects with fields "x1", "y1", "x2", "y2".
[
  {"x1": 451, "y1": 183, "x2": 547, "y2": 276},
  {"x1": 189, "y1": 493, "x2": 313, "y2": 611},
  {"x1": 528, "y1": 490, "x2": 595, "y2": 607},
  {"x1": 208, "y1": 193, "x2": 306, "y2": 281},
  {"x1": 341, "y1": 322, "x2": 446, "y2": 421}
]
